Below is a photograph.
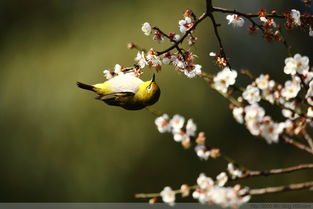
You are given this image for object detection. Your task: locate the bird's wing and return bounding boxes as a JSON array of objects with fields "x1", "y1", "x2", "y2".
[{"x1": 95, "y1": 92, "x2": 135, "y2": 106}]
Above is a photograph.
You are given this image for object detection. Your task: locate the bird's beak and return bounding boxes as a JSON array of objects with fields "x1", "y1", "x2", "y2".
[{"x1": 151, "y1": 73, "x2": 155, "y2": 82}]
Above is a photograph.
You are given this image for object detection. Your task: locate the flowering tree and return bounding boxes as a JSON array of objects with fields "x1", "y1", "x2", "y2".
[{"x1": 102, "y1": 0, "x2": 313, "y2": 207}]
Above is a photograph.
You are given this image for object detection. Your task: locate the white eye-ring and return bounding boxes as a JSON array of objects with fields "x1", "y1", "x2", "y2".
[{"x1": 147, "y1": 85, "x2": 152, "y2": 91}]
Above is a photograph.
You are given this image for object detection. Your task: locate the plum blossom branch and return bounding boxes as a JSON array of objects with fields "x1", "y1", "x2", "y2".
[
  {"x1": 240, "y1": 163, "x2": 313, "y2": 179},
  {"x1": 282, "y1": 135, "x2": 313, "y2": 155},
  {"x1": 156, "y1": 12, "x2": 209, "y2": 56},
  {"x1": 249, "y1": 181, "x2": 313, "y2": 195}
]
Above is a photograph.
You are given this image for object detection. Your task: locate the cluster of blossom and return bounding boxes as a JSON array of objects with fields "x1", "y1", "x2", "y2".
[
  {"x1": 192, "y1": 173, "x2": 250, "y2": 208},
  {"x1": 102, "y1": 64, "x2": 143, "y2": 80},
  {"x1": 159, "y1": 172, "x2": 250, "y2": 207},
  {"x1": 155, "y1": 114, "x2": 220, "y2": 160},
  {"x1": 230, "y1": 53, "x2": 311, "y2": 143},
  {"x1": 226, "y1": 9, "x2": 313, "y2": 38},
  {"x1": 140, "y1": 10, "x2": 203, "y2": 78}
]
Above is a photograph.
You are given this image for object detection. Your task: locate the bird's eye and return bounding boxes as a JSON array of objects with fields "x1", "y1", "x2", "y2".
[{"x1": 146, "y1": 85, "x2": 152, "y2": 91}]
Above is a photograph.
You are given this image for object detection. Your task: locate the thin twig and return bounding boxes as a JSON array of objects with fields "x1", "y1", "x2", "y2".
[
  {"x1": 282, "y1": 135, "x2": 313, "y2": 155},
  {"x1": 249, "y1": 181, "x2": 313, "y2": 195},
  {"x1": 241, "y1": 164, "x2": 313, "y2": 179},
  {"x1": 303, "y1": 130, "x2": 313, "y2": 151},
  {"x1": 156, "y1": 13, "x2": 208, "y2": 56}
]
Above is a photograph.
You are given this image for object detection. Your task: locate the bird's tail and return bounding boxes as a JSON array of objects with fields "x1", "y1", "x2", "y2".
[{"x1": 77, "y1": 82, "x2": 95, "y2": 92}]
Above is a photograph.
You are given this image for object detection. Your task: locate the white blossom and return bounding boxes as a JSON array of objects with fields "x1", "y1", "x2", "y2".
[
  {"x1": 141, "y1": 22, "x2": 152, "y2": 36},
  {"x1": 197, "y1": 173, "x2": 214, "y2": 190},
  {"x1": 162, "y1": 57, "x2": 171, "y2": 65},
  {"x1": 226, "y1": 14, "x2": 245, "y2": 27},
  {"x1": 304, "y1": 72, "x2": 313, "y2": 84},
  {"x1": 216, "y1": 172, "x2": 228, "y2": 187},
  {"x1": 170, "y1": 114, "x2": 185, "y2": 133},
  {"x1": 307, "y1": 107, "x2": 313, "y2": 118},
  {"x1": 184, "y1": 64, "x2": 202, "y2": 78},
  {"x1": 114, "y1": 64, "x2": 123, "y2": 75},
  {"x1": 244, "y1": 104, "x2": 265, "y2": 122},
  {"x1": 195, "y1": 145, "x2": 210, "y2": 160},
  {"x1": 291, "y1": 9, "x2": 301, "y2": 26},
  {"x1": 284, "y1": 53, "x2": 310, "y2": 75},
  {"x1": 160, "y1": 187, "x2": 175, "y2": 206},
  {"x1": 213, "y1": 67, "x2": 238, "y2": 93},
  {"x1": 155, "y1": 114, "x2": 171, "y2": 133},
  {"x1": 232, "y1": 107, "x2": 244, "y2": 124},
  {"x1": 242, "y1": 85, "x2": 261, "y2": 104},
  {"x1": 281, "y1": 79, "x2": 301, "y2": 100},
  {"x1": 135, "y1": 51, "x2": 147, "y2": 69},
  {"x1": 255, "y1": 74, "x2": 270, "y2": 90},
  {"x1": 173, "y1": 130, "x2": 188, "y2": 142},
  {"x1": 146, "y1": 53, "x2": 162, "y2": 68},
  {"x1": 173, "y1": 34, "x2": 181, "y2": 41},
  {"x1": 259, "y1": 117, "x2": 285, "y2": 144},
  {"x1": 186, "y1": 119, "x2": 197, "y2": 137},
  {"x1": 306, "y1": 80, "x2": 313, "y2": 98},
  {"x1": 178, "y1": 17, "x2": 193, "y2": 33},
  {"x1": 103, "y1": 70, "x2": 114, "y2": 80},
  {"x1": 227, "y1": 163, "x2": 243, "y2": 178}
]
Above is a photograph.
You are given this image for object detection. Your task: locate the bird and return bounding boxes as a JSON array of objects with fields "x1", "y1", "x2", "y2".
[{"x1": 77, "y1": 74, "x2": 160, "y2": 110}]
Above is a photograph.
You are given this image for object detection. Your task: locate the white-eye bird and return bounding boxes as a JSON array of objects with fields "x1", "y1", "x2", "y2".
[{"x1": 77, "y1": 74, "x2": 160, "y2": 110}]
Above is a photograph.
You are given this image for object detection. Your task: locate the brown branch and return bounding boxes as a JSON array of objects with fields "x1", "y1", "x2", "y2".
[
  {"x1": 241, "y1": 164, "x2": 313, "y2": 179},
  {"x1": 156, "y1": 12, "x2": 208, "y2": 56},
  {"x1": 282, "y1": 135, "x2": 313, "y2": 155},
  {"x1": 303, "y1": 130, "x2": 313, "y2": 151},
  {"x1": 208, "y1": 13, "x2": 231, "y2": 68},
  {"x1": 249, "y1": 181, "x2": 313, "y2": 195}
]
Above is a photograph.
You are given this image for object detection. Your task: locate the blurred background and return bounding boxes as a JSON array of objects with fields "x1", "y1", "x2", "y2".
[{"x1": 0, "y1": 0, "x2": 312, "y2": 202}]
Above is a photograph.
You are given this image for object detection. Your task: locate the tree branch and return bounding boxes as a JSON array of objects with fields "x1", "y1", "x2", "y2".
[
  {"x1": 249, "y1": 181, "x2": 313, "y2": 195},
  {"x1": 282, "y1": 135, "x2": 313, "y2": 155},
  {"x1": 241, "y1": 164, "x2": 313, "y2": 179}
]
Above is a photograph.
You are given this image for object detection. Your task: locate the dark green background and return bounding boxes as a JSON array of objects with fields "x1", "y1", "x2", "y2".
[{"x1": 0, "y1": 0, "x2": 312, "y2": 202}]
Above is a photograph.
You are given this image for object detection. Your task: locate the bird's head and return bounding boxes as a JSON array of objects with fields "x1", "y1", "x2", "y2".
[{"x1": 137, "y1": 74, "x2": 161, "y2": 106}]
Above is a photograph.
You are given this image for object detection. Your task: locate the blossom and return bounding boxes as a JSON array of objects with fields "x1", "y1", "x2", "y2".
[
  {"x1": 178, "y1": 17, "x2": 193, "y2": 33},
  {"x1": 180, "y1": 184, "x2": 190, "y2": 197},
  {"x1": 170, "y1": 114, "x2": 185, "y2": 132},
  {"x1": 244, "y1": 104, "x2": 265, "y2": 122},
  {"x1": 216, "y1": 172, "x2": 228, "y2": 187},
  {"x1": 103, "y1": 70, "x2": 114, "y2": 80},
  {"x1": 135, "y1": 51, "x2": 147, "y2": 69},
  {"x1": 160, "y1": 186, "x2": 175, "y2": 206},
  {"x1": 197, "y1": 173, "x2": 214, "y2": 189},
  {"x1": 281, "y1": 79, "x2": 301, "y2": 100},
  {"x1": 195, "y1": 145, "x2": 210, "y2": 160},
  {"x1": 226, "y1": 14, "x2": 245, "y2": 27},
  {"x1": 242, "y1": 85, "x2": 261, "y2": 104},
  {"x1": 213, "y1": 67, "x2": 238, "y2": 93},
  {"x1": 141, "y1": 22, "x2": 152, "y2": 36},
  {"x1": 260, "y1": 17, "x2": 276, "y2": 27},
  {"x1": 284, "y1": 53, "x2": 310, "y2": 75},
  {"x1": 227, "y1": 163, "x2": 243, "y2": 179},
  {"x1": 173, "y1": 130, "x2": 188, "y2": 142},
  {"x1": 114, "y1": 64, "x2": 123, "y2": 75},
  {"x1": 155, "y1": 114, "x2": 171, "y2": 133},
  {"x1": 310, "y1": 27, "x2": 313, "y2": 37},
  {"x1": 306, "y1": 80, "x2": 313, "y2": 98},
  {"x1": 146, "y1": 49, "x2": 162, "y2": 69},
  {"x1": 307, "y1": 107, "x2": 313, "y2": 118},
  {"x1": 153, "y1": 31, "x2": 164, "y2": 43},
  {"x1": 184, "y1": 64, "x2": 202, "y2": 78},
  {"x1": 255, "y1": 74, "x2": 270, "y2": 90},
  {"x1": 232, "y1": 107, "x2": 244, "y2": 124},
  {"x1": 290, "y1": 9, "x2": 301, "y2": 26},
  {"x1": 186, "y1": 119, "x2": 197, "y2": 137},
  {"x1": 259, "y1": 117, "x2": 285, "y2": 143}
]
